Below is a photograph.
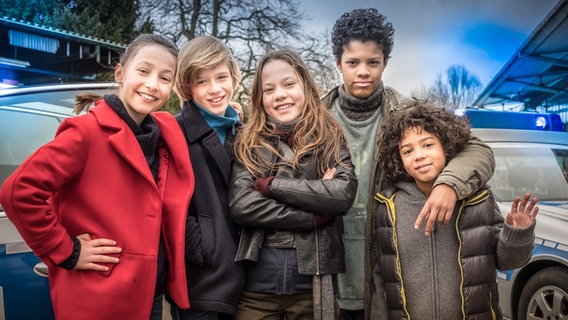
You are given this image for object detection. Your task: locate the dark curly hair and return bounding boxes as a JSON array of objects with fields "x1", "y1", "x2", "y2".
[
  {"x1": 331, "y1": 8, "x2": 395, "y2": 61},
  {"x1": 377, "y1": 100, "x2": 472, "y2": 184}
]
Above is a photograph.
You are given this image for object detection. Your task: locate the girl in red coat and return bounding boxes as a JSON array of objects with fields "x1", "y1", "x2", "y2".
[{"x1": 0, "y1": 34, "x2": 194, "y2": 320}]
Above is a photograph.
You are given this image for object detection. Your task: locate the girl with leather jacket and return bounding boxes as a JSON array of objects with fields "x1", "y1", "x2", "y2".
[{"x1": 229, "y1": 48, "x2": 358, "y2": 320}]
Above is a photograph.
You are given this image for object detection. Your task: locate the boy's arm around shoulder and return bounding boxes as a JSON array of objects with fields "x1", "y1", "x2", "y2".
[{"x1": 435, "y1": 136, "x2": 495, "y2": 200}]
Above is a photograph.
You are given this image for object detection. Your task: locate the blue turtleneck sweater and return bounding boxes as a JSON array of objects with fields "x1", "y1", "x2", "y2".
[{"x1": 193, "y1": 101, "x2": 240, "y2": 144}]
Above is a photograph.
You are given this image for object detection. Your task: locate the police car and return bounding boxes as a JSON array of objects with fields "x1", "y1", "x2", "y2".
[
  {"x1": 0, "y1": 83, "x2": 116, "y2": 320},
  {"x1": 466, "y1": 109, "x2": 568, "y2": 320}
]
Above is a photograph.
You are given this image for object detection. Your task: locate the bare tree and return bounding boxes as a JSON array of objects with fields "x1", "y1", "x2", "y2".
[
  {"x1": 139, "y1": 0, "x2": 338, "y2": 109},
  {"x1": 414, "y1": 64, "x2": 482, "y2": 109}
]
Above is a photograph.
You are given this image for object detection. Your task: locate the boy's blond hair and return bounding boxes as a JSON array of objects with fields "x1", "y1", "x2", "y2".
[{"x1": 175, "y1": 35, "x2": 241, "y2": 103}]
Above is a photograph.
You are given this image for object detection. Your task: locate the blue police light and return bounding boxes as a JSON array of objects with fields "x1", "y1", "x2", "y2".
[
  {"x1": 462, "y1": 109, "x2": 565, "y2": 131},
  {"x1": 454, "y1": 109, "x2": 466, "y2": 117},
  {"x1": 535, "y1": 116, "x2": 548, "y2": 130}
]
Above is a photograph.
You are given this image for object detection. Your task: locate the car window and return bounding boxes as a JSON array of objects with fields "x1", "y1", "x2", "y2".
[
  {"x1": 0, "y1": 109, "x2": 63, "y2": 192},
  {"x1": 0, "y1": 84, "x2": 116, "y2": 217},
  {"x1": 489, "y1": 146, "x2": 568, "y2": 201},
  {"x1": 554, "y1": 149, "x2": 568, "y2": 183}
]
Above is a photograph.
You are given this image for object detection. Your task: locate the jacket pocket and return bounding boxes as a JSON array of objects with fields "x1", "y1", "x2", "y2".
[
  {"x1": 186, "y1": 213, "x2": 216, "y2": 268},
  {"x1": 52, "y1": 253, "x2": 155, "y2": 319},
  {"x1": 198, "y1": 213, "x2": 215, "y2": 267}
]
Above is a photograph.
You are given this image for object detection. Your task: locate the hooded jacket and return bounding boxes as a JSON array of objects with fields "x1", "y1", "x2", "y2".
[
  {"x1": 367, "y1": 182, "x2": 535, "y2": 319},
  {"x1": 0, "y1": 100, "x2": 193, "y2": 320}
]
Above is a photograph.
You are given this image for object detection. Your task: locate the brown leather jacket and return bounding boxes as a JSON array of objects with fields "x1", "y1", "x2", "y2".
[{"x1": 229, "y1": 137, "x2": 358, "y2": 275}]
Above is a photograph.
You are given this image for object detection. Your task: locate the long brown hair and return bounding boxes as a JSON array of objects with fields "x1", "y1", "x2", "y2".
[
  {"x1": 73, "y1": 34, "x2": 178, "y2": 114},
  {"x1": 234, "y1": 48, "x2": 348, "y2": 177}
]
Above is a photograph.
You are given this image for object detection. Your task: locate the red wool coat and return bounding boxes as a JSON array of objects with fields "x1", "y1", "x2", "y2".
[{"x1": 0, "y1": 100, "x2": 194, "y2": 319}]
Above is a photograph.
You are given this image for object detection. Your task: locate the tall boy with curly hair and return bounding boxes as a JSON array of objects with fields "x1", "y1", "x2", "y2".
[{"x1": 322, "y1": 8, "x2": 496, "y2": 319}]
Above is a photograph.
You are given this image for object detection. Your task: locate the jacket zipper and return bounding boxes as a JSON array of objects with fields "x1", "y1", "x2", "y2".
[
  {"x1": 456, "y1": 190, "x2": 490, "y2": 319},
  {"x1": 431, "y1": 226, "x2": 439, "y2": 319},
  {"x1": 315, "y1": 227, "x2": 321, "y2": 275},
  {"x1": 283, "y1": 248, "x2": 288, "y2": 293},
  {"x1": 234, "y1": 230, "x2": 245, "y2": 262},
  {"x1": 377, "y1": 192, "x2": 411, "y2": 318}
]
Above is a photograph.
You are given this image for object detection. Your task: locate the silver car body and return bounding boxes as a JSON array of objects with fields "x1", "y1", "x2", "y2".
[{"x1": 472, "y1": 128, "x2": 568, "y2": 320}]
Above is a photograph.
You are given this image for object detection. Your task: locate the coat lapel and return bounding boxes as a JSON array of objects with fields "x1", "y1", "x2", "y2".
[
  {"x1": 179, "y1": 103, "x2": 232, "y2": 185},
  {"x1": 91, "y1": 100, "x2": 156, "y2": 185}
]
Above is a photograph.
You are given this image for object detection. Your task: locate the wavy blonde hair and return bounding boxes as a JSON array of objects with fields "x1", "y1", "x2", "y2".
[{"x1": 234, "y1": 48, "x2": 348, "y2": 177}]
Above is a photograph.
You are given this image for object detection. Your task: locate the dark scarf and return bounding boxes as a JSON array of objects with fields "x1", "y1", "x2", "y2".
[
  {"x1": 104, "y1": 94, "x2": 160, "y2": 182},
  {"x1": 337, "y1": 83, "x2": 383, "y2": 121},
  {"x1": 268, "y1": 116, "x2": 298, "y2": 148}
]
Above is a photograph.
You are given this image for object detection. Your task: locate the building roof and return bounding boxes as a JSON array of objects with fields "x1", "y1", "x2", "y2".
[
  {"x1": 0, "y1": 16, "x2": 126, "y2": 86},
  {"x1": 473, "y1": 0, "x2": 568, "y2": 110}
]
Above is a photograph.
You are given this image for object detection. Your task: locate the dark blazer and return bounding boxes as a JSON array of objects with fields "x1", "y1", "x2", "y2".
[{"x1": 175, "y1": 101, "x2": 245, "y2": 315}]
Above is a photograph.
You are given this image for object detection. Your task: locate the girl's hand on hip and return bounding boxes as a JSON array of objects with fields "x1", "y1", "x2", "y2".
[{"x1": 75, "y1": 233, "x2": 121, "y2": 271}]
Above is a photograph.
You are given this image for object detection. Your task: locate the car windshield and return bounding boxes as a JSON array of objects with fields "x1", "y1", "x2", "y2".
[
  {"x1": 0, "y1": 109, "x2": 64, "y2": 211},
  {"x1": 0, "y1": 89, "x2": 79, "y2": 215},
  {"x1": 489, "y1": 146, "x2": 568, "y2": 201}
]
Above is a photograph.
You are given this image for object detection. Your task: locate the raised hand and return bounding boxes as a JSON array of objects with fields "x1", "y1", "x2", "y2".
[
  {"x1": 506, "y1": 193, "x2": 539, "y2": 228},
  {"x1": 75, "y1": 233, "x2": 121, "y2": 272}
]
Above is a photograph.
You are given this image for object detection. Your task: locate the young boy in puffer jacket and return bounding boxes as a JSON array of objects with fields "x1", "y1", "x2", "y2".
[{"x1": 366, "y1": 100, "x2": 538, "y2": 320}]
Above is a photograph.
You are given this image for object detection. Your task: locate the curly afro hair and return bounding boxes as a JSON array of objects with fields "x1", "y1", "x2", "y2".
[
  {"x1": 377, "y1": 100, "x2": 472, "y2": 184},
  {"x1": 331, "y1": 8, "x2": 395, "y2": 61}
]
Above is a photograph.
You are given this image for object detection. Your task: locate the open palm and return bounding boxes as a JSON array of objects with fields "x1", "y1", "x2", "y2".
[{"x1": 506, "y1": 193, "x2": 539, "y2": 228}]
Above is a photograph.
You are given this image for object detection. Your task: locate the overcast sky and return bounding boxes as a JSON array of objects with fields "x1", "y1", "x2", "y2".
[{"x1": 298, "y1": 0, "x2": 559, "y2": 95}]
